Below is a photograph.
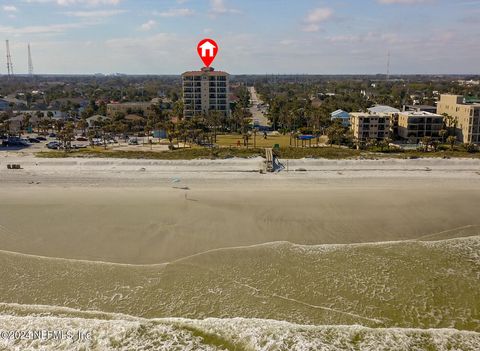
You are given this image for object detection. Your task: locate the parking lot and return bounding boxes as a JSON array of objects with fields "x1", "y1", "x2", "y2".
[{"x1": 0, "y1": 134, "x2": 172, "y2": 155}]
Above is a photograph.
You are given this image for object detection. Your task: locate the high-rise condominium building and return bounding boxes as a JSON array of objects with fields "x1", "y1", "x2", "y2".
[
  {"x1": 181, "y1": 67, "x2": 230, "y2": 119},
  {"x1": 437, "y1": 94, "x2": 480, "y2": 144}
]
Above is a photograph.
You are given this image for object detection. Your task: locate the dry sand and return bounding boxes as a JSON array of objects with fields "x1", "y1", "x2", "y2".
[{"x1": 1, "y1": 155, "x2": 480, "y2": 264}]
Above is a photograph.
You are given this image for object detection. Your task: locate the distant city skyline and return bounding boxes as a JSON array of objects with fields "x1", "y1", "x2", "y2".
[{"x1": 0, "y1": 0, "x2": 479, "y2": 75}]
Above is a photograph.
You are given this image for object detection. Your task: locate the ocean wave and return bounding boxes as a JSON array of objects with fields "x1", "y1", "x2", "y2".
[{"x1": 1, "y1": 306, "x2": 479, "y2": 351}]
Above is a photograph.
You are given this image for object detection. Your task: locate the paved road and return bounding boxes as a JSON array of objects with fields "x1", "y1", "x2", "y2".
[{"x1": 248, "y1": 86, "x2": 270, "y2": 128}]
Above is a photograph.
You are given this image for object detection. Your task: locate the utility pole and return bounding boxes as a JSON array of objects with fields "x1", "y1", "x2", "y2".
[
  {"x1": 28, "y1": 43, "x2": 34, "y2": 76},
  {"x1": 6, "y1": 40, "x2": 13, "y2": 77}
]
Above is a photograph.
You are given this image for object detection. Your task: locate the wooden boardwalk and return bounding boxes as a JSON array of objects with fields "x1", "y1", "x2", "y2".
[{"x1": 265, "y1": 148, "x2": 274, "y2": 172}]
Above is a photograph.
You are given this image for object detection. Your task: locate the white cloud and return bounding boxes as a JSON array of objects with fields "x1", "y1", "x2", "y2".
[
  {"x1": 3, "y1": 5, "x2": 18, "y2": 12},
  {"x1": 0, "y1": 22, "x2": 88, "y2": 35},
  {"x1": 154, "y1": 8, "x2": 194, "y2": 17},
  {"x1": 105, "y1": 33, "x2": 176, "y2": 52},
  {"x1": 64, "y1": 9, "x2": 126, "y2": 17},
  {"x1": 210, "y1": 0, "x2": 239, "y2": 14},
  {"x1": 302, "y1": 24, "x2": 319, "y2": 32},
  {"x1": 23, "y1": 0, "x2": 121, "y2": 6},
  {"x1": 139, "y1": 20, "x2": 156, "y2": 31},
  {"x1": 279, "y1": 39, "x2": 295, "y2": 46},
  {"x1": 302, "y1": 8, "x2": 333, "y2": 32},
  {"x1": 306, "y1": 8, "x2": 333, "y2": 23}
]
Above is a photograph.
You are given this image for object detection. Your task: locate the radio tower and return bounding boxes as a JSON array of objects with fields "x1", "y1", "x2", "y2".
[
  {"x1": 28, "y1": 43, "x2": 34, "y2": 76},
  {"x1": 6, "y1": 40, "x2": 13, "y2": 77}
]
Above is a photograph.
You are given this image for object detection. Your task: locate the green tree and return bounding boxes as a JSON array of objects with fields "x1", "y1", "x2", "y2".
[
  {"x1": 439, "y1": 129, "x2": 448, "y2": 144},
  {"x1": 464, "y1": 143, "x2": 477, "y2": 153},
  {"x1": 59, "y1": 122, "x2": 75, "y2": 151},
  {"x1": 77, "y1": 119, "x2": 88, "y2": 136},
  {"x1": 443, "y1": 114, "x2": 458, "y2": 135},
  {"x1": 207, "y1": 111, "x2": 222, "y2": 143},
  {"x1": 447, "y1": 136, "x2": 456, "y2": 151},
  {"x1": 379, "y1": 138, "x2": 392, "y2": 151},
  {"x1": 21, "y1": 114, "x2": 31, "y2": 135},
  {"x1": 421, "y1": 136, "x2": 432, "y2": 152},
  {"x1": 325, "y1": 125, "x2": 345, "y2": 147},
  {"x1": 172, "y1": 101, "x2": 184, "y2": 119}
]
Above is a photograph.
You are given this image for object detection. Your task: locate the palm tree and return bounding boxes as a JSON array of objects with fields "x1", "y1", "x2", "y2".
[
  {"x1": 447, "y1": 136, "x2": 456, "y2": 151},
  {"x1": 59, "y1": 122, "x2": 75, "y2": 151},
  {"x1": 77, "y1": 119, "x2": 88, "y2": 136},
  {"x1": 443, "y1": 114, "x2": 458, "y2": 136},
  {"x1": 380, "y1": 137, "x2": 392, "y2": 151},
  {"x1": 172, "y1": 101, "x2": 184, "y2": 120},
  {"x1": 35, "y1": 111, "x2": 44, "y2": 133},
  {"x1": 207, "y1": 110, "x2": 222, "y2": 143},
  {"x1": 54, "y1": 120, "x2": 64, "y2": 133},
  {"x1": 164, "y1": 120, "x2": 176, "y2": 150},
  {"x1": 352, "y1": 137, "x2": 362, "y2": 150},
  {"x1": 22, "y1": 114, "x2": 31, "y2": 135},
  {"x1": 232, "y1": 106, "x2": 246, "y2": 133},
  {"x1": 439, "y1": 129, "x2": 448, "y2": 144},
  {"x1": 421, "y1": 136, "x2": 432, "y2": 152},
  {"x1": 39, "y1": 117, "x2": 50, "y2": 135},
  {"x1": 366, "y1": 137, "x2": 378, "y2": 149}
]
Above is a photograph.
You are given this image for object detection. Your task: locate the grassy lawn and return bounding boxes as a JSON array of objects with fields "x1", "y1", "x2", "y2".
[{"x1": 216, "y1": 134, "x2": 328, "y2": 148}]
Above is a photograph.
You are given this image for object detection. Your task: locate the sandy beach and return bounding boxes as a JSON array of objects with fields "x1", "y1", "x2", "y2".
[
  {"x1": 1, "y1": 155, "x2": 480, "y2": 264},
  {"x1": 0, "y1": 154, "x2": 479, "y2": 349}
]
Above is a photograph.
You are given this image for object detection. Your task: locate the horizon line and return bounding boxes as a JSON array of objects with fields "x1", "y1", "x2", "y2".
[{"x1": 1, "y1": 73, "x2": 480, "y2": 77}]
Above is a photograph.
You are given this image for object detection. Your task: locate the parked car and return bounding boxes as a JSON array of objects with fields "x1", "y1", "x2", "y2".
[
  {"x1": 36, "y1": 136, "x2": 47, "y2": 141},
  {"x1": 46, "y1": 141, "x2": 61, "y2": 150},
  {"x1": 28, "y1": 138, "x2": 41, "y2": 143},
  {"x1": 4, "y1": 138, "x2": 30, "y2": 147},
  {"x1": 76, "y1": 137, "x2": 88, "y2": 141},
  {"x1": 49, "y1": 133, "x2": 57, "y2": 138},
  {"x1": 198, "y1": 141, "x2": 215, "y2": 147},
  {"x1": 128, "y1": 139, "x2": 139, "y2": 145}
]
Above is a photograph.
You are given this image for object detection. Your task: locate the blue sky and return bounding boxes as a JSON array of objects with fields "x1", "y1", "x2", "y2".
[{"x1": 0, "y1": 0, "x2": 479, "y2": 74}]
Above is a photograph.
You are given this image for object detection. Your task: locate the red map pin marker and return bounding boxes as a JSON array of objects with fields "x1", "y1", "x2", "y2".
[{"x1": 197, "y1": 38, "x2": 218, "y2": 67}]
